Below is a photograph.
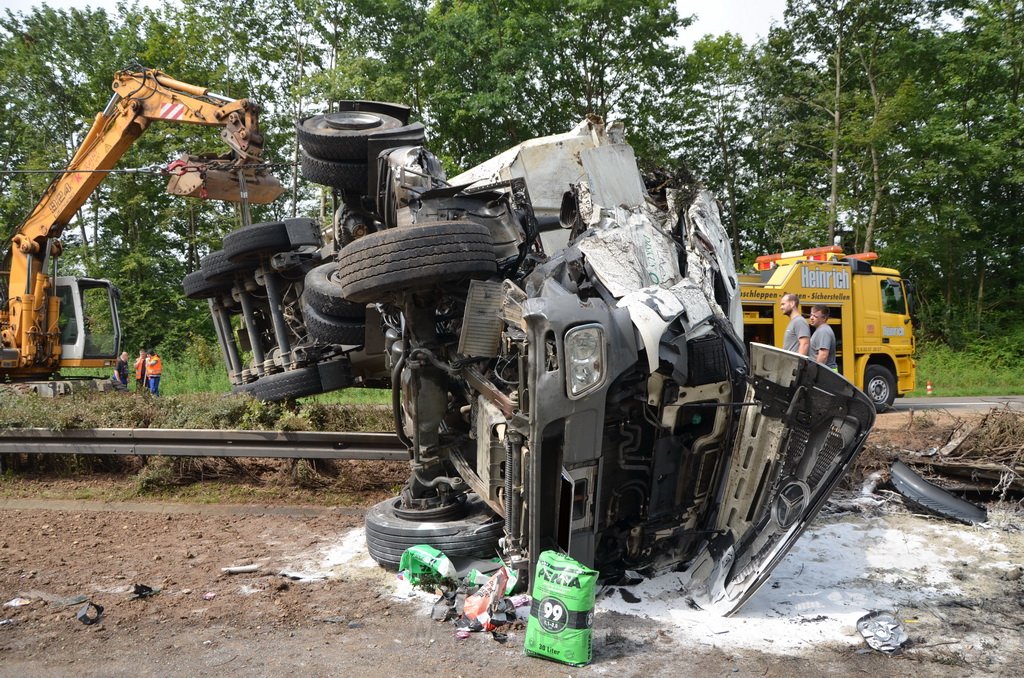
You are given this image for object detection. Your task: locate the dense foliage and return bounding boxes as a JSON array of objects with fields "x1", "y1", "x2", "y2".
[{"x1": 1, "y1": 0, "x2": 1021, "y2": 357}]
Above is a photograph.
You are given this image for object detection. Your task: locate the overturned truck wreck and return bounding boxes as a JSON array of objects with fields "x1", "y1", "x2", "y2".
[
  {"x1": 333, "y1": 117, "x2": 876, "y2": 615},
  {"x1": 195, "y1": 109, "x2": 877, "y2": 615}
]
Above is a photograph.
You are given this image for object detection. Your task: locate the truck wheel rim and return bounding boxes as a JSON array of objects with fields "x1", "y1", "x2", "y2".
[
  {"x1": 323, "y1": 111, "x2": 382, "y2": 131},
  {"x1": 869, "y1": 378, "x2": 889, "y2": 403}
]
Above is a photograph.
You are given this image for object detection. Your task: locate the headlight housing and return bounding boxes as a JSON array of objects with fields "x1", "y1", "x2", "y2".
[{"x1": 564, "y1": 324, "x2": 606, "y2": 399}]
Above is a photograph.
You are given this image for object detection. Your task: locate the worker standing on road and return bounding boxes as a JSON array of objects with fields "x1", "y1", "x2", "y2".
[
  {"x1": 808, "y1": 304, "x2": 838, "y2": 370},
  {"x1": 134, "y1": 348, "x2": 148, "y2": 392},
  {"x1": 146, "y1": 348, "x2": 162, "y2": 396},
  {"x1": 780, "y1": 292, "x2": 810, "y2": 356}
]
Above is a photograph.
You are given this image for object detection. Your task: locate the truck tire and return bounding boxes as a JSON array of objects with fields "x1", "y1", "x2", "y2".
[
  {"x1": 182, "y1": 270, "x2": 229, "y2": 299},
  {"x1": 223, "y1": 219, "x2": 321, "y2": 262},
  {"x1": 231, "y1": 380, "x2": 257, "y2": 395},
  {"x1": 337, "y1": 221, "x2": 496, "y2": 303},
  {"x1": 302, "y1": 262, "x2": 366, "y2": 319},
  {"x1": 300, "y1": 148, "x2": 367, "y2": 193},
  {"x1": 301, "y1": 299, "x2": 365, "y2": 346},
  {"x1": 864, "y1": 365, "x2": 896, "y2": 411},
  {"x1": 200, "y1": 250, "x2": 252, "y2": 281},
  {"x1": 246, "y1": 361, "x2": 352, "y2": 401},
  {"x1": 296, "y1": 111, "x2": 403, "y2": 162},
  {"x1": 364, "y1": 494, "x2": 504, "y2": 569}
]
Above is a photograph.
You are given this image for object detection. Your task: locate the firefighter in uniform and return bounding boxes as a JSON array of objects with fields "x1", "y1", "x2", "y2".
[{"x1": 146, "y1": 349, "x2": 163, "y2": 396}]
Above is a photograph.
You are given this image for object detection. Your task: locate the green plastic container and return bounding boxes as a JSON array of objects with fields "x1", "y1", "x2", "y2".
[{"x1": 524, "y1": 551, "x2": 597, "y2": 667}]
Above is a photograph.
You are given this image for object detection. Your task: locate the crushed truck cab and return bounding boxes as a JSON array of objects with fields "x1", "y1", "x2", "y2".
[
  {"x1": 740, "y1": 246, "x2": 916, "y2": 410},
  {"x1": 282, "y1": 117, "x2": 877, "y2": 615}
]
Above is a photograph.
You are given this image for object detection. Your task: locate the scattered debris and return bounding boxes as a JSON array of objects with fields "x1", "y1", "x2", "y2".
[
  {"x1": 75, "y1": 601, "x2": 104, "y2": 625},
  {"x1": 462, "y1": 568, "x2": 509, "y2": 631},
  {"x1": 614, "y1": 570, "x2": 644, "y2": 586},
  {"x1": 619, "y1": 588, "x2": 641, "y2": 604},
  {"x1": 0, "y1": 618, "x2": 13, "y2": 627},
  {"x1": 222, "y1": 564, "x2": 259, "y2": 575},
  {"x1": 202, "y1": 592, "x2": 216, "y2": 601},
  {"x1": 319, "y1": 616, "x2": 347, "y2": 624},
  {"x1": 861, "y1": 471, "x2": 884, "y2": 496},
  {"x1": 4, "y1": 598, "x2": 32, "y2": 608},
  {"x1": 278, "y1": 570, "x2": 327, "y2": 582},
  {"x1": 401, "y1": 544, "x2": 531, "y2": 641},
  {"x1": 937, "y1": 421, "x2": 975, "y2": 457},
  {"x1": 130, "y1": 584, "x2": 159, "y2": 599},
  {"x1": 398, "y1": 545, "x2": 458, "y2": 586},
  {"x1": 431, "y1": 593, "x2": 458, "y2": 623},
  {"x1": 856, "y1": 610, "x2": 908, "y2": 654},
  {"x1": 901, "y1": 409, "x2": 1024, "y2": 497},
  {"x1": 891, "y1": 460, "x2": 988, "y2": 524}
]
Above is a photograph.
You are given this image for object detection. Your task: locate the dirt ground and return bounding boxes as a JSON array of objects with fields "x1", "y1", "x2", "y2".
[{"x1": 1, "y1": 410, "x2": 1022, "y2": 677}]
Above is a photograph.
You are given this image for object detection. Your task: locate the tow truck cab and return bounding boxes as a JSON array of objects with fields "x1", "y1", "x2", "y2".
[{"x1": 739, "y1": 246, "x2": 916, "y2": 410}]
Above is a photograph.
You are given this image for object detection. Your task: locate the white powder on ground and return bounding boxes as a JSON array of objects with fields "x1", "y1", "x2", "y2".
[
  {"x1": 596, "y1": 514, "x2": 1005, "y2": 652},
  {"x1": 295, "y1": 513, "x2": 1016, "y2": 655}
]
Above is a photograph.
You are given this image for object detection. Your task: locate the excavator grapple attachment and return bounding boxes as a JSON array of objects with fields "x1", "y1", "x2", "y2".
[{"x1": 165, "y1": 155, "x2": 284, "y2": 205}]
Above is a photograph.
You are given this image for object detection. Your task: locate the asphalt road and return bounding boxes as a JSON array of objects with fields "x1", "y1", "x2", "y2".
[{"x1": 893, "y1": 395, "x2": 1024, "y2": 411}]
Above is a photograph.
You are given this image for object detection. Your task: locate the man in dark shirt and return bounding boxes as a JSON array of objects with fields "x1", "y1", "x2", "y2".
[{"x1": 114, "y1": 351, "x2": 130, "y2": 387}]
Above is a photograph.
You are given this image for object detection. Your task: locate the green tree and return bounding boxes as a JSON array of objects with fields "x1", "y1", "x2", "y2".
[{"x1": 675, "y1": 34, "x2": 750, "y2": 261}]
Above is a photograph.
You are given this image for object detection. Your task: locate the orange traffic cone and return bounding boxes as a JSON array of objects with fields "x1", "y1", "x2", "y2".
[{"x1": 926, "y1": 380, "x2": 933, "y2": 396}]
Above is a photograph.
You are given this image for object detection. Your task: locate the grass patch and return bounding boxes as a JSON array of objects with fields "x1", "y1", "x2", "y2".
[
  {"x1": 0, "y1": 389, "x2": 393, "y2": 431},
  {"x1": 62, "y1": 363, "x2": 390, "y2": 404},
  {"x1": 302, "y1": 388, "x2": 391, "y2": 405},
  {"x1": 910, "y1": 343, "x2": 1024, "y2": 396}
]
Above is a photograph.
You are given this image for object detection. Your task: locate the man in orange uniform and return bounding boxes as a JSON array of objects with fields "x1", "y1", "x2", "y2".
[
  {"x1": 134, "y1": 348, "x2": 148, "y2": 392},
  {"x1": 146, "y1": 348, "x2": 163, "y2": 396}
]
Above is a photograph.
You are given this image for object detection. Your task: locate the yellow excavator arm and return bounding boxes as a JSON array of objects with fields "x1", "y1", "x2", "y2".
[{"x1": 1, "y1": 67, "x2": 282, "y2": 377}]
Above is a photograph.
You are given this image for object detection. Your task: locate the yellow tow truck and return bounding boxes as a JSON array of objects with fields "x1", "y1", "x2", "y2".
[{"x1": 740, "y1": 245, "x2": 916, "y2": 411}]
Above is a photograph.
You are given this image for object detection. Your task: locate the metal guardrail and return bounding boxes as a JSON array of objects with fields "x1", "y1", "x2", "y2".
[{"x1": 0, "y1": 428, "x2": 408, "y2": 461}]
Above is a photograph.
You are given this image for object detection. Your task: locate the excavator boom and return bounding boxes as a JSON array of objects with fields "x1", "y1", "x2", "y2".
[{"x1": 1, "y1": 67, "x2": 282, "y2": 378}]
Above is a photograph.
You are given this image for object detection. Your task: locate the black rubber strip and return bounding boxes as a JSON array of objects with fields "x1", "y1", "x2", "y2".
[{"x1": 890, "y1": 460, "x2": 987, "y2": 525}]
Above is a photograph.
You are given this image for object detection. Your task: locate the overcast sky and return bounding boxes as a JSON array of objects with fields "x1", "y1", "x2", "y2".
[
  {"x1": 1, "y1": 0, "x2": 788, "y2": 47},
  {"x1": 679, "y1": 0, "x2": 787, "y2": 45}
]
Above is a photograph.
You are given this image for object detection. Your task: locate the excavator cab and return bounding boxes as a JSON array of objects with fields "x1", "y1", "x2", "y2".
[{"x1": 55, "y1": 277, "x2": 121, "y2": 363}]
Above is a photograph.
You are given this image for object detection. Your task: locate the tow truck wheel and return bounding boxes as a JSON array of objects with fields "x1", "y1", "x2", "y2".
[
  {"x1": 336, "y1": 221, "x2": 496, "y2": 303},
  {"x1": 865, "y1": 365, "x2": 896, "y2": 412},
  {"x1": 302, "y1": 263, "x2": 367, "y2": 318},
  {"x1": 296, "y1": 111, "x2": 404, "y2": 162},
  {"x1": 364, "y1": 494, "x2": 504, "y2": 569}
]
